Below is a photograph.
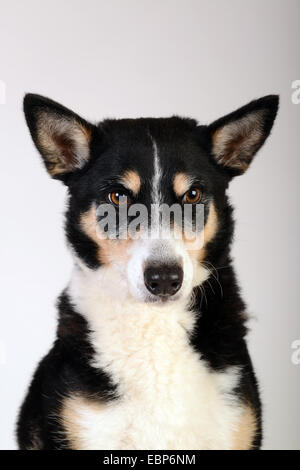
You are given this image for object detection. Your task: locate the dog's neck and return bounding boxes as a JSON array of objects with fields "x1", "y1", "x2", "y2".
[
  {"x1": 67, "y1": 262, "x2": 199, "y2": 388},
  {"x1": 62, "y1": 251, "x2": 246, "y2": 382}
]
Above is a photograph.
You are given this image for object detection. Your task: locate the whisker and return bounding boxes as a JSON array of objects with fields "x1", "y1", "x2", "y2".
[
  {"x1": 199, "y1": 284, "x2": 208, "y2": 309},
  {"x1": 201, "y1": 261, "x2": 224, "y2": 298},
  {"x1": 206, "y1": 279, "x2": 215, "y2": 295}
]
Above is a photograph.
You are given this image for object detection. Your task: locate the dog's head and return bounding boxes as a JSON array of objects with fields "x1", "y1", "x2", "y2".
[{"x1": 24, "y1": 94, "x2": 278, "y2": 305}]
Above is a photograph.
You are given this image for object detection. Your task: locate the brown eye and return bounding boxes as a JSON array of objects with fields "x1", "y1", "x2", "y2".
[
  {"x1": 182, "y1": 187, "x2": 202, "y2": 204},
  {"x1": 108, "y1": 191, "x2": 130, "y2": 207}
]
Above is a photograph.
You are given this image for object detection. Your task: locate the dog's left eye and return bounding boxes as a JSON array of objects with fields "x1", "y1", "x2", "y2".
[
  {"x1": 107, "y1": 191, "x2": 131, "y2": 207},
  {"x1": 182, "y1": 187, "x2": 202, "y2": 204}
]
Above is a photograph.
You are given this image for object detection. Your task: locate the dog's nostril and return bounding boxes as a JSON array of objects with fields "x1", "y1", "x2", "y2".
[
  {"x1": 144, "y1": 264, "x2": 183, "y2": 298},
  {"x1": 150, "y1": 282, "x2": 159, "y2": 289}
]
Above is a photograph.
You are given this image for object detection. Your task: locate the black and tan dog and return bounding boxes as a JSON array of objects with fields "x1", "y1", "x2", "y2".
[{"x1": 17, "y1": 93, "x2": 278, "y2": 450}]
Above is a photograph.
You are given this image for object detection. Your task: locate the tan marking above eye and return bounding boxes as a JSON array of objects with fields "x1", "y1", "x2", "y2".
[
  {"x1": 173, "y1": 172, "x2": 192, "y2": 197},
  {"x1": 120, "y1": 170, "x2": 141, "y2": 196}
]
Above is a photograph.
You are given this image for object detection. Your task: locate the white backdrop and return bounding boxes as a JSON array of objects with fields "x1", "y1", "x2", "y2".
[{"x1": 0, "y1": 0, "x2": 299, "y2": 450}]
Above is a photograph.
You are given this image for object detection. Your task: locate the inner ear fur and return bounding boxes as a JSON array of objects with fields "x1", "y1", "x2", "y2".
[
  {"x1": 24, "y1": 94, "x2": 95, "y2": 179},
  {"x1": 208, "y1": 95, "x2": 279, "y2": 174}
]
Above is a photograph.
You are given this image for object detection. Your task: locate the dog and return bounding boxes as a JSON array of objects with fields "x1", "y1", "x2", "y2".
[{"x1": 17, "y1": 93, "x2": 278, "y2": 450}]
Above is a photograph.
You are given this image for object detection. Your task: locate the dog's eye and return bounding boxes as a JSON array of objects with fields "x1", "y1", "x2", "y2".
[
  {"x1": 182, "y1": 187, "x2": 202, "y2": 204},
  {"x1": 107, "y1": 191, "x2": 131, "y2": 207}
]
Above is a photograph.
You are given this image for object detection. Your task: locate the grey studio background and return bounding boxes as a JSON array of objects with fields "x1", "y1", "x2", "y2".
[{"x1": 0, "y1": 0, "x2": 299, "y2": 450}]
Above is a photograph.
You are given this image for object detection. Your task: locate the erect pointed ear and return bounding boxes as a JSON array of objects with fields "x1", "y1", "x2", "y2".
[
  {"x1": 208, "y1": 95, "x2": 279, "y2": 175},
  {"x1": 24, "y1": 94, "x2": 95, "y2": 180}
]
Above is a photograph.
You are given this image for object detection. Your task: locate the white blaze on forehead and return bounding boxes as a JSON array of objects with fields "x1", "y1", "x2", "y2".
[{"x1": 150, "y1": 136, "x2": 163, "y2": 206}]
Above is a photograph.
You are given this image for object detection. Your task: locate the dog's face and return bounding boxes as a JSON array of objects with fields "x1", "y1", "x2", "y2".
[{"x1": 24, "y1": 94, "x2": 278, "y2": 305}]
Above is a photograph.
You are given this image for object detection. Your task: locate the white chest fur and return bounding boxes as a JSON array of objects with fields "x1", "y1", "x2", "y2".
[{"x1": 66, "y1": 267, "x2": 242, "y2": 450}]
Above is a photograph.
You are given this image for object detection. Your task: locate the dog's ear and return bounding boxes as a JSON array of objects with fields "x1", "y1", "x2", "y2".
[
  {"x1": 208, "y1": 95, "x2": 279, "y2": 175},
  {"x1": 24, "y1": 94, "x2": 95, "y2": 180}
]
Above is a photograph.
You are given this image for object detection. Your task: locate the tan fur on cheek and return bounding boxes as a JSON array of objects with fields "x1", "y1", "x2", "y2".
[
  {"x1": 80, "y1": 206, "x2": 131, "y2": 265},
  {"x1": 201, "y1": 202, "x2": 218, "y2": 259},
  {"x1": 61, "y1": 395, "x2": 107, "y2": 450},
  {"x1": 121, "y1": 170, "x2": 141, "y2": 195},
  {"x1": 232, "y1": 406, "x2": 258, "y2": 450},
  {"x1": 185, "y1": 202, "x2": 219, "y2": 261}
]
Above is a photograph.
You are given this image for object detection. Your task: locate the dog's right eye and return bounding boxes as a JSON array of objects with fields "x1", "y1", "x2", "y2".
[
  {"x1": 182, "y1": 187, "x2": 202, "y2": 205},
  {"x1": 107, "y1": 191, "x2": 131, "y2": 207}
]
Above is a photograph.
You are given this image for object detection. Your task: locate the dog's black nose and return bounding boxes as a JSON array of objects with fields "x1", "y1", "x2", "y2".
[{"x1": 144, "y1": 264, "x2": 183, "y2": 298}]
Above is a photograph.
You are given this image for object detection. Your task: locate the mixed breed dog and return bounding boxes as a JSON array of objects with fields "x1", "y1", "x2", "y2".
[{"x1": 17, "y1": 93, "x2": 278, "y2": 449}]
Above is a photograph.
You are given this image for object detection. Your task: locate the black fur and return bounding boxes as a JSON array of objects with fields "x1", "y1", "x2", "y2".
[{"x1": 17, "y1": 94, "x2": 279, "y2": 450}]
